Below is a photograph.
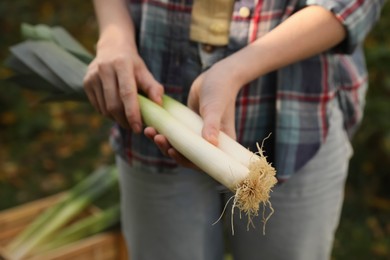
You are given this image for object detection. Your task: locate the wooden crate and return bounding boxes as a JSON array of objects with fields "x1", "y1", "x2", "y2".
[{"x1": 0, "y1": 194, "x2": 128, "y2": 260}]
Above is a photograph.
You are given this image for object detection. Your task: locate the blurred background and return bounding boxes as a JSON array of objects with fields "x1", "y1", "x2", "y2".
[{"x1": 0, "y1": 1, "x2": 389, "y2": 259}]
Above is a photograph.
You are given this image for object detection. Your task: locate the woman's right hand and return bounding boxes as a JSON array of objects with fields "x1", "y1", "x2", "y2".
[{"x1": 83, "y1": 25, "x2": 164, "y2": 132}]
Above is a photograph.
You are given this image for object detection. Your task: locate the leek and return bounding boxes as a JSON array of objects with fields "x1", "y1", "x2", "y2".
[
  {"x1": 32, "y1": 204, "x2": 120, "y2": 254},
  {"x1": 139, "y1": 96, "x2": 277, "y2": 220},
  {"x1": 6, "y1": 166, "x2": 111, "y2": 252},
  {"x1": 6, "y1": 166, "x2": 118, "y2": 259}
]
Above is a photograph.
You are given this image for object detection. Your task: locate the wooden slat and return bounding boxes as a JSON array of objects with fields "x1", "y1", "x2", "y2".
[
  {"x1": 0, "y1": 194, "x2": 128, "y2": 260},
  {"x1": 26, "y1": 232, "x2": 120, "y2": 260},
  {"x1": 0, "y1": 193, "x2": 66, "y2": 246}
]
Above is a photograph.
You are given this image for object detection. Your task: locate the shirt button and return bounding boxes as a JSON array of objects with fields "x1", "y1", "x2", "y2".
[
  {"x1": 239, "y1": 6, "x2": 251, "y2": 18},
  {"x1": 201, "y1": 44, "x2": 216, "y2": 53}
]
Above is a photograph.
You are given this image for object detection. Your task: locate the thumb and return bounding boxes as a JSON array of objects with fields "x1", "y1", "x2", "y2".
[
  {"x1": 201, "y1": 105, "x2": 222, "y2": 146},
  {"x1": 202, "y1": 98, "x2": 238, "y2": 145}
]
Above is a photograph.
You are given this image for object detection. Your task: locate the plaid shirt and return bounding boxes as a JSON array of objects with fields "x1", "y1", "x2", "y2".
[{"x1": 111, "y1": 0, "x2": 384, "y2": 181}]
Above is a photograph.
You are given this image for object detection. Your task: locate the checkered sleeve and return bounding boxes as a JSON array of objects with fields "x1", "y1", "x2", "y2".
[{"x1": 306, "y1": 0, "x2": 385, "y2": 53}]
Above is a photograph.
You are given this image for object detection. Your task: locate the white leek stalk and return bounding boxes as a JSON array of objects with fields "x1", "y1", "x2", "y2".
[
  {"x1": 139, "y1": 95, "x2": 277, "y2": 222},
  {"x1": 162, "y1": 95, "x2": 258, "y2": 167},
  {"x1": 140, "y1": 95, "x2": 249, "y2": 189}
]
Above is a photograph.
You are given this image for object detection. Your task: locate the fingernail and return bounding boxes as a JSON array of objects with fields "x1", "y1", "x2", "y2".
[
  {"x1": 132, "y1": 123, "x2": 142, "y2": 133},
  {"x1": 206, "y1": 130, "x2": 219, "y2": 146},
  {"x1": 156, "y1": 95, "x2": 162, "y2": 104}
]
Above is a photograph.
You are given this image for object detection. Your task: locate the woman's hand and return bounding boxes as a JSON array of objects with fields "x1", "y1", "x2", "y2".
[
  {"x1": 145, "y1": 59, "x2": 244, "y2": 168},
  {"x1": 83, "y1": 25, "x2": 164, "y2": 132},
  {"x1": 187, "y1": 61, "x2": 243, "y2": 145}
]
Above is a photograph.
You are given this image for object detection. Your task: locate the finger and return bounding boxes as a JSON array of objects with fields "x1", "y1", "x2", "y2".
[
  {"x1": 144, "y1": 127, "x2": 158, "y2": 140},
  {"x1": 99, "y1": 69, "x2": 129, "y2": 128},
  {"x1": 98, "y1": 62, "x2": 122, "y2": 118},
  {"x1": 145, "y1": 127, "x2": 172, "y2": 157},
  {"x1": 136, "y1": 66, "x2": 164, "y2": 105},
  {"x1": 83, "y1": 76, "x2": 101, "y2": 113},
  {"x1": 87, "y1": 77, "x2": 109, "y2": 116},
  {"x1": 200, "y1": 104, "x2": 222, "y2": 146},
  {"x1": 114, "y1": 110, "x2": 131, "y2": 129},
  {"x1": 92, "y1": 77, "x2": 109, "y2": 116},
  {"x1": 154, "y1": 134, "x2": 173, "y2": 157},
  {"x1": 83, "y1": 63, "x2": 104, "y2": 114},
  {"x1": 114, "y1": 60, "x2": 142, "y2": 133}
]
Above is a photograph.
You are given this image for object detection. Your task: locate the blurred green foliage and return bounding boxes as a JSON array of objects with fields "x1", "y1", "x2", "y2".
[
  {"x1": 0, "y1": 1, "x2": 389, "y2": 259},
  {"x1": 0, "y1": 1, "x2": 113, "y2": 208},
  {"x1": 332, "y1": 3, "x2": 390, "y2": 259}
]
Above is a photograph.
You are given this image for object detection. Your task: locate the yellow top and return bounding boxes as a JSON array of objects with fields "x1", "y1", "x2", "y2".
[{"x1": 190, "y1": 0, "x2": 235, "y2": 46}]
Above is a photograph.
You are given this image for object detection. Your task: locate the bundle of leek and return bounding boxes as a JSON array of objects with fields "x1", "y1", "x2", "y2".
[
  {"x1": 4, "y1": 166, "x2": 119, "y2": 259},
  {"x1": 5, "y1": 23, "x2": 277, "y2": 232}
]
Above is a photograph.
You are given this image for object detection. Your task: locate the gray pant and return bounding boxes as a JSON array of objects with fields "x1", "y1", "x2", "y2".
[{"x1": 117, "y1": 103, "x2": 352, "y2": 260}]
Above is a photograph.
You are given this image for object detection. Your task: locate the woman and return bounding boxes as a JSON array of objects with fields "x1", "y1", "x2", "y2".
[{"x1": 83, "y1": 1, "x2": 384, "y2": 259}]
